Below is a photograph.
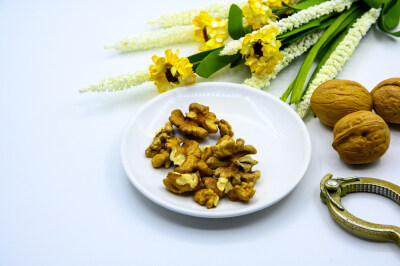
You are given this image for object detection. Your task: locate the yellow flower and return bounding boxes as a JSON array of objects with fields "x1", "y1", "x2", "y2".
[
  {"x1": 149, "y1": 49, "x2": 196, "y2": 93},
  {"x1": 267, "y1": 0, "x2": 292, "y2": 8},
  {"x1": 241, "y1": 27, "x2": 283, "y2": 75},
  {"x1": 242, "y1": 0, "x2": 277, "y2": 30},
  {"x1": 193, "y1": 11, "x2": 229, "y2": 51}
]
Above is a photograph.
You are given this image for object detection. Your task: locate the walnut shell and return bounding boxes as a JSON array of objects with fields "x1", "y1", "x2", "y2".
[
  {"x1": 332, "y1": 111, "x2": 390, "y2": 164},
  {"x1": 311, "y1": 79, "x2": 372, "y2": 127},
  {"x1": 371, "y1": 77, "x2": 400, "y2": 124}
]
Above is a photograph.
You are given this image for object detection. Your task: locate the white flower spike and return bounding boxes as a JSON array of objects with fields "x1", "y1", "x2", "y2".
[
  {"x1": 148, "y1": 1, "x2": 246, "y2": 28},
  {"x1": 105, "y1": 26, "x2": 195, "y2": 52},
  {"x1": 80, "y1": 70, "x2": 151, "y2": 93}
]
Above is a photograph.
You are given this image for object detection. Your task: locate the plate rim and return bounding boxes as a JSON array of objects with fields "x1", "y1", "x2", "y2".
[{"x1": 121, "y1": 82, "x2": 311, "y2": 218}]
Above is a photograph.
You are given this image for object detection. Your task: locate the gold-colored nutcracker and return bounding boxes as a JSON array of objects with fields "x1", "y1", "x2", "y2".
[{"x1": 320, "y1": 173, "x2": 400, "y2": 245}]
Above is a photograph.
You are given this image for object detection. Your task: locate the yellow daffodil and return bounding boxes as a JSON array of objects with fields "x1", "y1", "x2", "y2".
[
  {"x1": 193, "y1": 11, "x2": 229, "y2": 51},
  {"x1": 241, "y1": 27, "x2": 283, "y2": 75},
  {"x1": 149, "y1": 49, "x2": 196, "y2": 93},
  {"x1": 242, "y1": 0, "x2": 278, "y2": 30}
]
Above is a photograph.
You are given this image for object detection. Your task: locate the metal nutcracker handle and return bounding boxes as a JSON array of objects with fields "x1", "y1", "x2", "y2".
[{"x1": 320, "y1": 173, "x2": 400, "y2": 245}]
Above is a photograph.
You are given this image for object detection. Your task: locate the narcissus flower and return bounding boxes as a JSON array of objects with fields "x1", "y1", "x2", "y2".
[
  {"x1": 149, "y1": 49, "x2": 196, "y2": 93},
  {"x1": 242, "y1": 0, "x2": 277, "y2": 30},
  {"x1": 241, "y1": 27, "x2": 283, "y2": 75},
  {"x1": 193, "y1": 11, "x2": 229, "y2": 51}
]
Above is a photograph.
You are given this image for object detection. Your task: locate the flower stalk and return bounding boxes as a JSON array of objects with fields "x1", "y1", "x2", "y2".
[
  {"x1": 148, "y1": 1, "x2": 247, "y2": 28},
  {"x1": 80, "y1": 70, "x2": 150, "y2": 93},
  {"x1": 105, "y1": 26, "x2": 195, "y2": 52}
]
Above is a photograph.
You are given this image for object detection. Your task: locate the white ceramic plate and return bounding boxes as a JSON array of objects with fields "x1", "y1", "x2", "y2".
[{"x1": 121, "y1": 82, "x2": 311, "y2": 218}]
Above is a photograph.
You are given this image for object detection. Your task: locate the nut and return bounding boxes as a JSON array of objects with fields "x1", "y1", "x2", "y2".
[
  {"x1": 174, "y1": 155, "x2": 213, "y2": 176},
  {"x1": 311, "y1": 79, "x2": 372, "y2": 127},
  {"x1": 169, "y1": 103, "x2": 219, "y2": 138},
  {"x1": 194, "y1": 189, "x2": 219, "y2": 209},
  {"x1": 228, "y1": 182, "x2": 256, "y2": 201},
  {"x1": 234, "y1": 154, "x2": 258, "y2": 172},
  {"x1": 218, "y1": 119, "x2": 234, "y2": 137},
  {"x1": 163, "y1": 172, "x2": 200, "y2": 194},
  {"x1": 168, "y1": 139, "x2": 201, "y2": 166},
  {"x1": 216, "y1": 176, "x2": 234, "y2": 194},
  {"x1": 206, "y1": 135, "x2": 259, "y2": 185},
  {"x1": 187, "y1": 103, "x2": 219, "y2": 134},
  {"x1": 202, "y1": 177, "x2": 225, "y2": 197},
  {"x1": 145, "y1": 121, "x2": 174, "y2": 158},
  {"x1": 151, "y1": 149, "x2": 172, "y2": 168},
  {"x1": 200, "y1": 145, "x2": 213, "y2": 162},
  {"x1": 371, "y1": 77, "x2": 400, "y2": 124},
  {"x1": 332, "y1": 111, "x2": 390, "y2": 164},
  {"x1": 207, "y1": 135, "x2": 257, "y2": 166}
]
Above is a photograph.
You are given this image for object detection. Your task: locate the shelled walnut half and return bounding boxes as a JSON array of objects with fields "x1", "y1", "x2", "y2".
[
  {"x1": 206, "y1": 135, "x2": 261, "y2": 186},
  {"x1": 145, "y1": 122, "x2": 174, "y2": 168},
  {"x1": 169, "y1": 103, "x2": 219, "y2": 138}
]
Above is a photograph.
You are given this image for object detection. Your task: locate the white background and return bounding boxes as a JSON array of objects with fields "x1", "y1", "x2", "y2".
[{"x1": 1, "y1": 0, "x2": 400, "y2": 265}]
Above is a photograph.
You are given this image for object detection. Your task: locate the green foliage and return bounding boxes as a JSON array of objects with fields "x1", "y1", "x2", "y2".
[
  {"x1": 195, "y1": 50, "x2": 241, "y2": 78},
  {"x1": 288, "y1": 5, "x2": 361, "y2": 104},
  {"x1": 228, "y1": 4, "x2": 252, "y2": 40}
]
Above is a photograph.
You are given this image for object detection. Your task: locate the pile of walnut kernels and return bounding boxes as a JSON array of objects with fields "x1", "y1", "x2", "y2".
[{"x1": 145, "y1": 103, "x2": 261, "y2": 209}]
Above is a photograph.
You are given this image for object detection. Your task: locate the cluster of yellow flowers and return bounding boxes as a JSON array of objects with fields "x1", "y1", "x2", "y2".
[
  {"x1": 83, "y1": 0, "x2": 287, "y2": 94},
  {"x1": 149, "y1": 0, "x2": 283, "y2": 92},
  {"x1": 193, "y1": 11, "x2": 229, "y2": 51},
  {"x1": 242, "y1": 0, "x2": 277, "y2": 30},
  {"x1": 149, "y1": 49, "x2": 197, "y2": 93},
  {"x1": 241, "y1": 27, "x2": 283, "y2": 75}
]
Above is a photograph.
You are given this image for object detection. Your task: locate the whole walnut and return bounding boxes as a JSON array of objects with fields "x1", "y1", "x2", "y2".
[
  {"x1": 371, "y1": 78, "x2": 400, "y2": 124},
  {"x1": 311, "y1": 79, "x2": 372, "y2": 127},
  {"x1": 332, "y1": 111, "x2": 390, "y2": 164}
]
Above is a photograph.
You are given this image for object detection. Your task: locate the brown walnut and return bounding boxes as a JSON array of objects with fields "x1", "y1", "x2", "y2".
[
  {"x1": 332, "y1": 111, "x2": 390, "y2": 164},
  {"x1": 371, "y1": 77, "x2": 400, "y2": 124},
  {"x1": 311, "y1": 79, "x2": 372, "y2": 127}
]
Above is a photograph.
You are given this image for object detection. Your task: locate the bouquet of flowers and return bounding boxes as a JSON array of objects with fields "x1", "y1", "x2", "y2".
[{"x1": 81, "y1": 0, "x2": 399, "y2": 118}]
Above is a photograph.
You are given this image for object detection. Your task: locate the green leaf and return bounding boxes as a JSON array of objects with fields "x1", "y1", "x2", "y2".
[
  {"x1": 187, "y1": 47, "x2": 223, "y2": 64},
  {"x1": 280, "y1": 79, "x2": 296, "y2": 102},
  {"x1": 384, "y1": 0, "x2": 400, "y2": 29},
  {"x1": 302, "y1": 29, "x2": 349, "y2": 100},
  {"x1": 289, "y1": 5, "x2": 360, "y2": 104},
  {"x1": 363, "y1": 0, "x2": 385, "y2": 8},
  {"x1": 195, "y1": 50, "x2": 241, "y2": 78},
  {"x1": 274, "y1": 0, "x2": 328, "y2": 14},
  {"x1": 228, "y1": 4, "x2": 248, "y2": 40},
  {"x1": 230, "y1": 56, "x2": 246, "y2": 68},
  {"x1": 277, "y1": 18, "x2": 322, "y2": 40},
  {"x1": 293, "y1": 0, "x2": 329, "y2": 9},
  {"x1": 280, "y1": 16, "x2": 336, "y2": 47},
  {"x1": 192, "y1": 62, "x2": 201, "y2": 72},
  {"x1": 378, "y1": 0, "x2": 400, "y2": 36},
  {"x1": 317, "y1": 6, "x2": 366, "y2": 59}
]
